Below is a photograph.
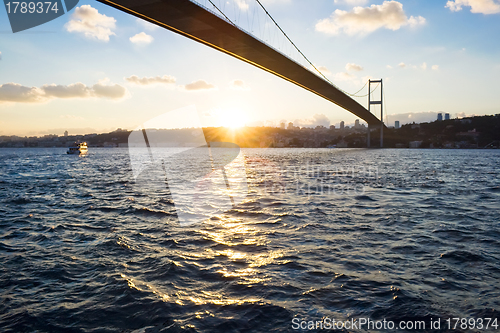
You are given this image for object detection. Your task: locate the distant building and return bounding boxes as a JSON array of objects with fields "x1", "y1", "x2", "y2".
[
  {"x1": 287, "y1": 122, "x2": 294, "y2": 130},
  {"x1": 355, "y1": 119, "x2": 360, "y2": 128},
  {"x1": 64, "y1": 130, "x2": 68, "y2": 137},
  {"x1": 445, "y1": 113, "x2": 450, "y2": 120},
  {"x1": 340, "y1": 121, "x2": 345, "y2": 130},
  {"x1": 280, "y1": 122, "x2": 285, "y2": 130},
  {"x1": 395, "y1": 121, "x2": 400, "y2": 129},
  {"x1": 330, "y1": 125, "x2": 335, "y2": 130},
  {"x1": 437, "y1": 113, "x2": 443, "y2": 121}
]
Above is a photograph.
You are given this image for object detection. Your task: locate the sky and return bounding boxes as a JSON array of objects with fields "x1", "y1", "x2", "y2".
[{"x1": 0, "y1": 0, "x2": 499, "y2": 136}]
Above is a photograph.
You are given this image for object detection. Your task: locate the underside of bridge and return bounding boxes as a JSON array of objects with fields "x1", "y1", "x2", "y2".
[{"x1": 96, "y1": 0, "x2": 384, "y2": 127}]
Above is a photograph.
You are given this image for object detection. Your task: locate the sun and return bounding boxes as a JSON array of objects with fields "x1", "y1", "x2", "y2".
[{"x1": 220, "y1": 109, "x2": 247, "y2": 129}]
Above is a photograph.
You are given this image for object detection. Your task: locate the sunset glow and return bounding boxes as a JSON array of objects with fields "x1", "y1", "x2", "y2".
[{"x1": 220, "y1": 109, "x2": 247, "y2": 129}]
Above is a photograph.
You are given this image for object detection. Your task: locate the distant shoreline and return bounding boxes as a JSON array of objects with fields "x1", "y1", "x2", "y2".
[{"x1": 1, "y1": 114, "x2": 499, "y2": 149}]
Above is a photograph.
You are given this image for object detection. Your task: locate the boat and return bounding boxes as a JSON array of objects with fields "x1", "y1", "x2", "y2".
[{"x1": 67, "y1": 142, "x2": 88, "y2": 155}]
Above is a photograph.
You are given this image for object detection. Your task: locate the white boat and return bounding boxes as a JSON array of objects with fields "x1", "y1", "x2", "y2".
[{"x1": 67, "y1": 142, "x2": 88, "y2": 155}]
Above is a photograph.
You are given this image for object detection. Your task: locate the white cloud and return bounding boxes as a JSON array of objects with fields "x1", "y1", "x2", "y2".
[
  {"x1": 346, "y1": 63, "x2": 363, "y2": 71},
  {"x1": 125, "y1": 75, "x2": 176, "y2": 85},
  {"x1": 445, "y1": 0, "x2": 500, "y2": 14},
  {"x1": 456, "y1": 112, "x2": 477, "y2": 118},
  {"x1": 0, "y1": 83, "x2": 46, "y2": 103},
  {"x1": 229, "y1": 79, "x2": 250, "y2": 90},
  {"x1": 312, "y1": 65, "x2": 332, "y2": 76},
  {"x1": 315, "y1": 1, "x2": 426, "y2": 36},
  {"x1": 432, "y1": 65, "x2": 439, "y2": 70},
  {"x1": 391, "y1": 62, "x2": 436, "y2": 70},
  {"x1": 136, "y1": 18, "x2": 159, "y2": 31},
  {"x1": 258, "y1": 0, "x2": 290, "y2": 4},
  {"x1": 408, "y1": 16, "x2": 427, "y2": 26},
  {"x1": 234, "y1": 0, "x2": 249, "y2": 11},
  {"x1": 184, "y1": 80, "x2": 216, "y2": 91},
  {"x1": 65, "y1": 5, "x2": 116, "y2": 42},
  {"x1": 0, "y1": 80, "x2": 127, "y2": 103},
  {"x1": 333, "y1": 72, "x2": 357, "y2": 82},
  {"x1": 42, "y1": 82, "x2": 92, "y2": 98},
  {"x1": 92, "y1": 82, "x2": 128, "y2": 99},
  {"x1": 125, "y1": 75, "x2": 217, "y2": 91},
  {"x1": 334, "y1": 0, "x2": 369, "y2": 5},
  {"x1": 389, "y1": 111, "x2": 442, "y2": 124},
  {"x1": 129, "y1": 32, "x2": 154, "y2": 45},
  {"x1": 294, "y1": 114, "x2": 331, "y2": 128}
]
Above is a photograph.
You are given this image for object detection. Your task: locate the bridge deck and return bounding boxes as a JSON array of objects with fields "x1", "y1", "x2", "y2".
[{"x1": 97, "y1": 0, "x2": 383, "y2": 126}]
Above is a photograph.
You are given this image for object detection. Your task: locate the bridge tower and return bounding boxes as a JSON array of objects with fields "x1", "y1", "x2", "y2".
[{"x1": 367, "y1": 79, "x2": 383, "y2": 148}]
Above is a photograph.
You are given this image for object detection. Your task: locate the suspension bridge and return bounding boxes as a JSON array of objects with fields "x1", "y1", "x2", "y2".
[{"x1": 96, "y1": 0, "x2": 386, "y2": 145}]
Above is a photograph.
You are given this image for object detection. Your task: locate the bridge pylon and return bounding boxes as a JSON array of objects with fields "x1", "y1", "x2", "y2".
[{"x1": 368, "y1": 79, "x2": 383, "y2": 148}]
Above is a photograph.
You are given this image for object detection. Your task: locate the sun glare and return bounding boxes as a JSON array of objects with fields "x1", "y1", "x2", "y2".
[{"x1": 220, "y1": 109, "x2": 247, "y2": 129}]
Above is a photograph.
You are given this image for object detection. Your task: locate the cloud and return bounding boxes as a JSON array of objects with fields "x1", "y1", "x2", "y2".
[
  {"x1": 92, "y1": 82, "x2": 127, "y2": 99},
  {"x1": 346, "y1": 63, "x2": 363, "y2": 71},
  {"x1": 42, "y1": 82, "x2": 92, "y2": 98},
  {"x1": 0, "y1": 80, "x2": 127, "y2": 103},
  {"x1": 334, "y1": 0, "x2": 369, "y2": 5},
  {"x1": 456, "y1": 112, "x2": 478, "y2": 118},
  {"x1": 229, "y1": 79, "x2": 250, "y2": 90},
  {"x1": 129, "y1": 32, "x2": 154, "y2": 44},
  {"x1": 315, "y1": 1, "x2": 426, "y2": 36},
  {"x1": 136, "y1": 18, "x2": 159, "y2": 31},
  {"x1": 125, "y1": 75, "x2": 217, "y2": 91},
  {"x1": 391, "y1": 62, "x2": 437, "y2": 70},
  {"x1": 294, "y1": 114, "x2": 331, "y2": 128},
  {"x1": 311, "y1": 65, "x2": 332, "y2": 76},
  {"x1": 389, "y1": 111, "x2": 442, "y2": 124},
  {"x1": 258, "y1": 0, "x2": 290, "y2": 4},
  {"x1": 65, "y1": 5, "x2": 116, "y2": 42},
  {"x1": 125, "y1": 75, "x2": 176, "y2": 86},
  {"x1": 234, "y1": 0, "x2": 249, "y2": 11},
  {"x1": 0, "y1": 83, "x2": 46, "y2": 103},
  {"x1": 184, "y1": 80, "x2": 216, "y2": 91},
  {"x1": 334, "y1": 72, "x2": 356, "y2": 82},
  {"x1": 408, "y1": 16, "x2": 426, "y2": 26},
  {"x1": 445, "y1": 0, "x2": 500, "y2": 14}
]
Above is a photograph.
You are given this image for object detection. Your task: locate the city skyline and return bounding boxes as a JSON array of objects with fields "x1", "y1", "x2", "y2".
[{"x1": 1, "y1": 0, "x2": 499, "y2": 136}]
